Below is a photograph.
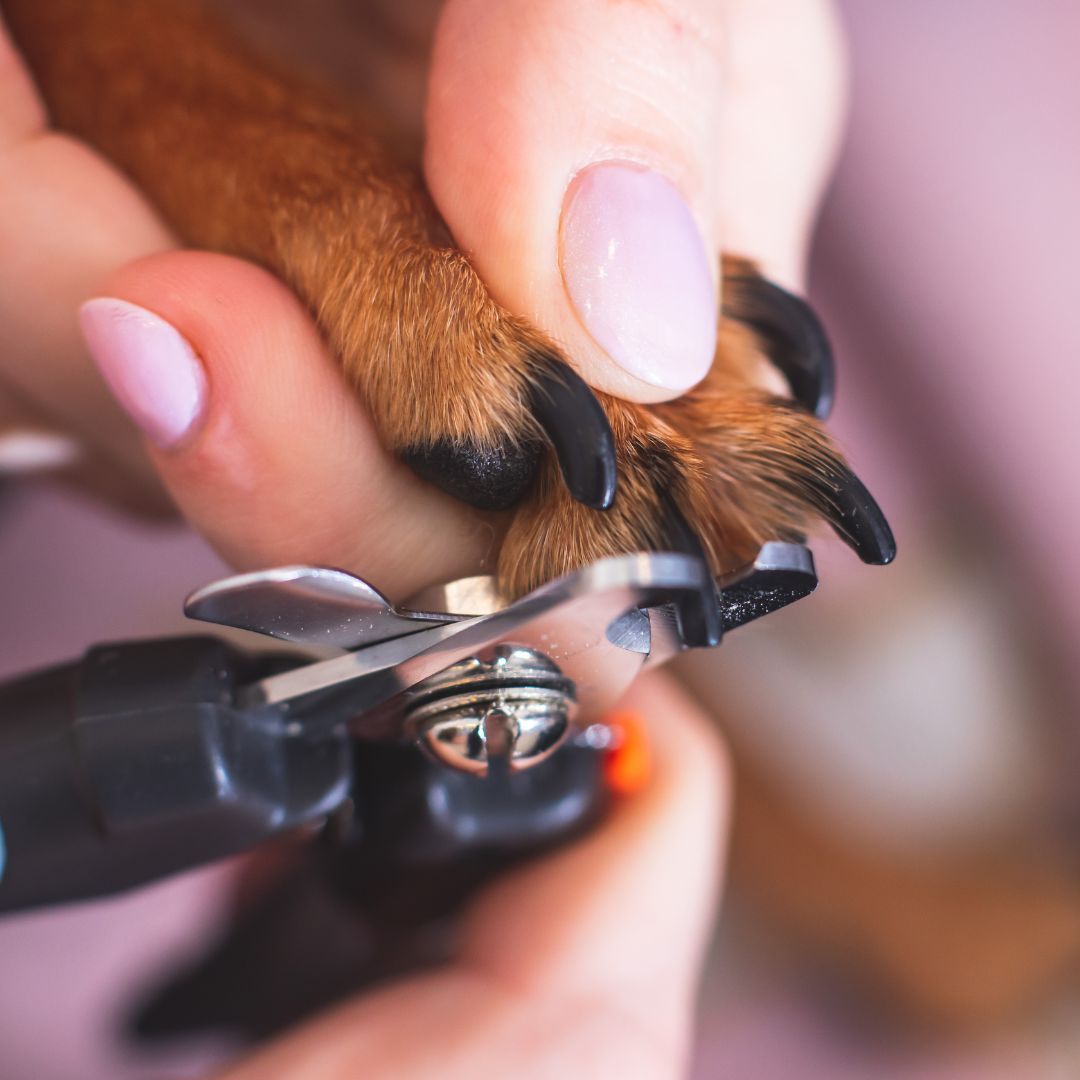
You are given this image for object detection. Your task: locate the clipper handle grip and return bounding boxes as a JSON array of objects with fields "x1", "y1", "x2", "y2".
[{"x1": 0, "y1": 637, "x2": 350, "y2": 913}]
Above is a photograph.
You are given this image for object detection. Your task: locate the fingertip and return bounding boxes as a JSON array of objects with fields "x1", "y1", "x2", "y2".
[
  {"x1": 631, "y1": 672, "x2": 732, "y2": 823},
  {"x1": 425, "y1": 0, "x2": 724, "y2": 404},
  {"x1": 559, "y1": 162, "x2": 718, "y2": 394},
  {"x1": 91, "y1": 250, "x2": 359, "y2": 505},
  {"x1": 78, "y1": 295, "x2": 208, "y2": 451},
  {"x1": 460, "y1": 672, "x2": 730, "y2": 1011},
  {"x1": 86, "y1": 250, "x2": 493, "y2": 596}
]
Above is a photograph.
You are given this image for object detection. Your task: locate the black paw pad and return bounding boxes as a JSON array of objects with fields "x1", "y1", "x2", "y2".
[{"x1": 401, "y1": 437, "x2": 542, "y2": 512}]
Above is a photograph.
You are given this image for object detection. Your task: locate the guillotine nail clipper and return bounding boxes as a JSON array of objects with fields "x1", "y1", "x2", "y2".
[{"x1": 0, "y1": 543, "x2": 815, "y2": 914}]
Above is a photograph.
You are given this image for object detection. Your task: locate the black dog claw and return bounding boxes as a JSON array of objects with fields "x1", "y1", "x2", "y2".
[
  {"x1": 400, "y1": 355, "x2": 617, "y2": 513},
  {"x1": 812, "y1": 466, "x2": 897, "y2": 566},
  {"x1": 529, "y1": 355, "x2": 618, "y2": 510},
  {"x1": 723, "y1": 273, "x2": 836, "y2": 420},
  {"x1": 659, "y1": 496, "x2": 723, "y2": 648}
]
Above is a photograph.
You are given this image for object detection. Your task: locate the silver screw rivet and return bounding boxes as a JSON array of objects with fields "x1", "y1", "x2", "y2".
[{"x1": 408, "y1": 646, "x2": 575, "y2": 776}]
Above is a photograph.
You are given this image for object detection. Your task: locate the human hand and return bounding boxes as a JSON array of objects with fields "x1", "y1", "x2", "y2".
[
  {"x1": 1, "y1": 0, "x2": 845, "y2": 584},
  {"x1": 217, "y1": 672, "x2": 729, "y2": 1080},
  {"x1": 0, "y1": 4, "x2": 832, "y2": 1070}
]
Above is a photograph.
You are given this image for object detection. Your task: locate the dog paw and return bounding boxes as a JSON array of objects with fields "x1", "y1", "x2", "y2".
[
  {"x1": 290, "y1": 223, "x2": 894, "y2": 621},
  {"x1": 237, "y1": 191, "x2": 896, "y2": 613},
  {"x1": 293, "y1": 240, "x2": 618, "y2": 515},
  {"x1": 498, "y1": 257, "x2": 894, "y2": 605},
  {"x1": 8, "y1": 0, "x2": 894, "y2": 608}
]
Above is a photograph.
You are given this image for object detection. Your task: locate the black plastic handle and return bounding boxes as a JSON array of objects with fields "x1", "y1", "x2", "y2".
[{"x1": 0, "y1": 637, "x2": 350, "y2": 913}]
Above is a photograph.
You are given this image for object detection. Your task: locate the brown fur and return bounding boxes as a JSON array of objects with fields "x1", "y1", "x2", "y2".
[
  {"x1": 8, "y1": 0, "x2": 1079, "y2": 1036},
  {"x1": 4, "y1": 0, "x2": 855, "y2": 597}
]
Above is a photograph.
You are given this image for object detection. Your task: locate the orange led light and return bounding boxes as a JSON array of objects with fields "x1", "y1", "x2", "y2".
[{"x1": 601, "y1": 710, "x2": 652, "y2": 796}]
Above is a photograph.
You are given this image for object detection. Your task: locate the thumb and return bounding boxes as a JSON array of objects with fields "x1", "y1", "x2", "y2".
[
  {"x1": 424, "y1": 0, "x2": 845, "y2": 403},
  {"x1": 425, "y1": 0, "x2": 722, "y2": 403}
]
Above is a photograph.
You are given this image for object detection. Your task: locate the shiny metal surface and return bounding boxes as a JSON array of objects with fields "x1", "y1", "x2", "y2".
[
  {"x1": 184, "y1": 565, "x2": 455, "y2": 648},
  {"x1": 641, "y1": 542, "x2": 817, "y2": 669},
  {"x1": 184, "y1": 543, "x2": 817, "y2": 747},
  {"x1": 419, "y1": 704, "x2": 569, "y2": 775},
  {"x1": 408, "y1": 575, "x2": 504, "y2": 618},
  {"x1": 409, "y1": 645, "x2": 575, "y2": 774},
  {"x1": 236, "y1": 552, "x2": 710, "y2": 733}
]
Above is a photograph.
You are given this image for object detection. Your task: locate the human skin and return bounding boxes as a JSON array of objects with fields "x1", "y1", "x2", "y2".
[
  {"x1": 218, "y1": 672, "x2": 729, "y2": 1080},
  {"x1": 0, "y1": 4, "x2": 840, "y2": 1071},
  {"x1": 4, "y1": 0, "x2": 879, "y2": 603},
  {"x1": 0, "y1": 0, "x2": 846, "y2": 595}
]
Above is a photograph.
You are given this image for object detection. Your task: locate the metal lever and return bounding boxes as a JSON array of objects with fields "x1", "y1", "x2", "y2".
[{"x1": 182, "y1": 546, "x2": 817, "y2": 773}]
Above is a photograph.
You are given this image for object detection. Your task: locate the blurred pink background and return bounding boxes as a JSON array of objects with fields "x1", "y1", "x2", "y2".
[{"x1": 2, "y1": 2, "x2": 1079, "y2": 1075}]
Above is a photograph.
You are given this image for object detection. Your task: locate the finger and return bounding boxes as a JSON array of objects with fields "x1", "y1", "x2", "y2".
[
  {"x1": 218, "y1": 672, "x2": 729, "y2": 1079},
  {"x1": 717, "y1": 0, "x2": 847, "y2": 290},
  {"x1": 424, "y1": 0, "x2": 844, "y2": 403},
  {"x1": 459, "y1": 672, "x2": 730, "y2": 1032},
  {"x1": 0, "y1": 10, "x2": 45, "y2": 145},
  {"x1": 0, "y1": 12, "x2": 173, "y2": 489},
  {"x1": 80, "y1": 251, "x2": 498, "y2": 598}
]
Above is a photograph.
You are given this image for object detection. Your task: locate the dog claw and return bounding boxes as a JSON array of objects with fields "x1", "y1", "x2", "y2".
[
  {"x1": 724, "y1": 274, "x2": 836, "y2": 420},
  {"x1": 400, "y1": 356, "x2": 616, "y2": 514},
  {"x1": 812, "y1": 466, "x2": 897, "y2": 566},
  {"x1": 529, "y1": 356, "x2": 618, "y2": 510},
  {"x1": 659, "y1": 496, "x2": 723, "y2": 647}
]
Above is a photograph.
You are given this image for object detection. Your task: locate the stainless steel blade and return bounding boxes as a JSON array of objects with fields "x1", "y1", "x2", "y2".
[
  {"x1": 184, "y1": 565, "x2": 457, "y2": 648},
  {"x1": 241, "y1": 552, "x2": 711, "y2": 735}
]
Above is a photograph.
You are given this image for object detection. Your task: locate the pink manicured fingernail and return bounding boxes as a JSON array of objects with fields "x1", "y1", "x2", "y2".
[
  {"x1": 79, "y1": 299, "x2": 206, "y2": 449},
  {"x1": 560, "y1": 163, "x2": 717, "y2": 391}
]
